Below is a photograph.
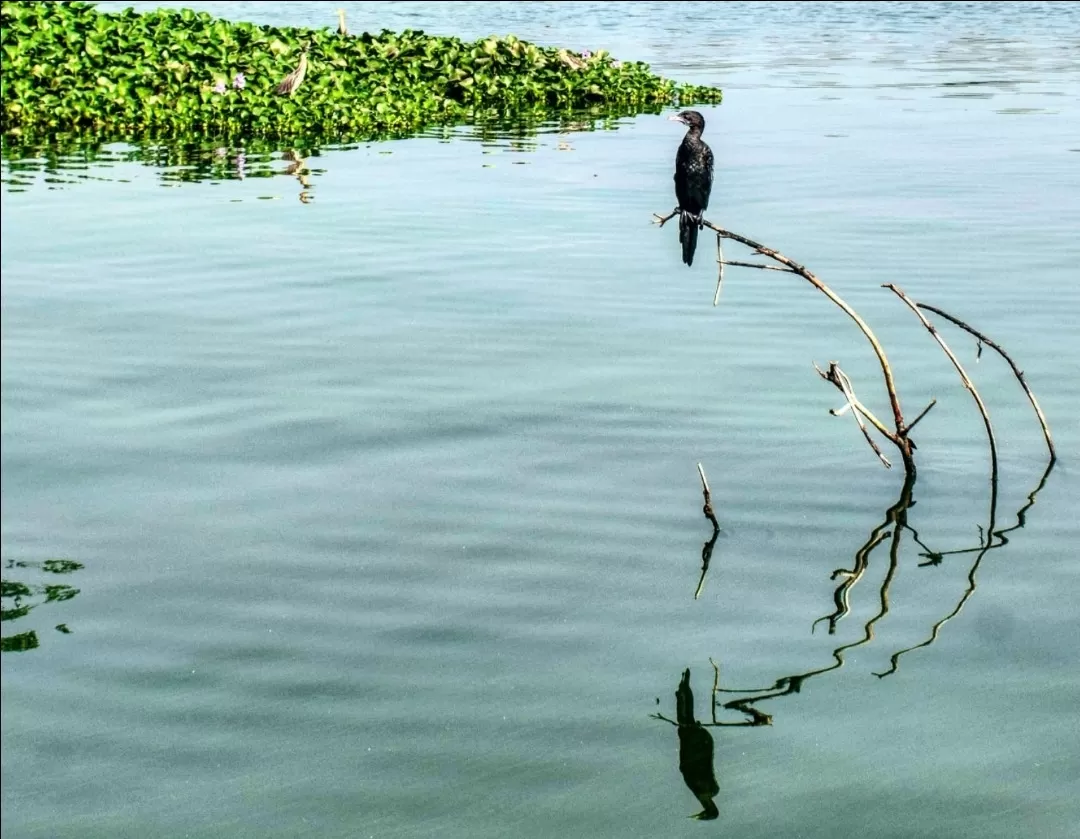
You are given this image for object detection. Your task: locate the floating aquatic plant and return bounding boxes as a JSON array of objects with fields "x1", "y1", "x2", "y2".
[{"x1": 0, "y1": 1, "x2": 722, "y2": 141}]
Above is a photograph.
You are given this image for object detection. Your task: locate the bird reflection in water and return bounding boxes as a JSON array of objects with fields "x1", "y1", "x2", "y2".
[
  {"x1": 654, "y1": 669, "x2": 720, "y2": 820},
  {"x1": 281, "y1": 149, "x2": 314, "y2": 203}
]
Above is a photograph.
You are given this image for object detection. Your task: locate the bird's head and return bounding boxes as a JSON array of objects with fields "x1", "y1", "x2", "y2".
[{"x1": 669, "y1": 110, "x2": 706, "y2": 131}]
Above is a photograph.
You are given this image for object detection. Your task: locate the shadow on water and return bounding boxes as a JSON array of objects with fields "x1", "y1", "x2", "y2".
[
  {"x1": 655, "y1": 457, "x2": 1056, "y2": 819},
  {"x1": 1, "y1": 558, "x2": 84, "y2": 653},
  {"x1": 0, "y1": 102, "x2": 662, "y2": 198}
]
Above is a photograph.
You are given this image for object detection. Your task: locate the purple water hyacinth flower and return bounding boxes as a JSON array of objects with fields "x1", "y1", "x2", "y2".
[
  {"x1": 213, "y1": 80, "x2": 227, "y2": 94},
  {"x1": 581, "y1": 49, "x2": 592, "y2": 59},
  {"x1": 232, "y1": 73, "x2": 246, "y2": 90}
]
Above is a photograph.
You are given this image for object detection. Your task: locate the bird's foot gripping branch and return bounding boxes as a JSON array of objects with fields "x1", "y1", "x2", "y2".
[{"x1": 0, "y1": 2, "x2": 723, "y2": 140}]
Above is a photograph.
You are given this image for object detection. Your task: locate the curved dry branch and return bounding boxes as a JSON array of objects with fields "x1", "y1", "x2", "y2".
[
  {"x1": 885, "y1": 284, "x2": 998, "y2": 483},
  {"x1": 653, "y1": 211, "x2": 916, "y2": 475},
  {"x1": 916, "y1": 302, "x2": 1055, "y2": 461}
]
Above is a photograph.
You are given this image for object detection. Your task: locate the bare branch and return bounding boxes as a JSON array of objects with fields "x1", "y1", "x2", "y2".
[
  {"x1": 703, "y1": 224, "x2": 909, "y2": 458},
  {"x1": 713, "y1": 238, "x2": 725, "y2": 306},
  {"x1": 697, "y1": 463, "x2": 720, "y2": 532},
  {"x1": 814, "y1": 362, "x2": 894, "y2": 451},
  {"x1": 655, "y1": 217, "x2": 914, "y2": 474},
  {"x1": 906, "y1": 399, "x2": 937, "y2": 433},
  {"x1": 720, "y1": 260, "x2": 796, "y2": 273},
  {"x1": 885, "y1": 284, "x2": 998, "y2": 481},
  {"x1": 832, "y1": 365, "x2": 892, "y2": 468},
  {"x1": 916, "y1": 302, "x2": 1055, "y2": 461}
]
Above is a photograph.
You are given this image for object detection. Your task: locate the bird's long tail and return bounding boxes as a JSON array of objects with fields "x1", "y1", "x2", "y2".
[{"x1": 679, "y1": 211, "x2": 699, "y2": 267}]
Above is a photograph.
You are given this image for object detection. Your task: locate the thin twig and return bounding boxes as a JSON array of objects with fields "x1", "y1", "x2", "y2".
[
  {"x1": 697, "y1": 463, "x2": 720, "y2": 532},
  {"x1": 832, "y1": 365, "x2": 892, "y2": 468},
  {"x1": 916, "y1": 302, "x2": 1055, "y2": 461},
  {"x1": 813, "y1": 362, "x2": 894, "y2": 443},
  {"x1": 886, "y1": 285, "x2": 998, "y2": 482},
  {"x1": 713, "y1": 238, "x2": 724, "y2": 306},
  {"x1": 906, "y1": 399, "x2": 937, "y2": 433},
  {"x1": 720, "y1": 260, "x2": 797, "y2": 273}
]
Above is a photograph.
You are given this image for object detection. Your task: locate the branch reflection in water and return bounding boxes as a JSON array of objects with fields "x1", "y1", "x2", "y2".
[{"x1": 655, "y1": 458, "x2": 1055, "y2": 818}]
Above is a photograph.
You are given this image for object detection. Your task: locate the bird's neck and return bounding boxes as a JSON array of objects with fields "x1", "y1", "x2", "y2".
[{"x1": 684, "y1": 127, "x2": 703, "y2": 141}]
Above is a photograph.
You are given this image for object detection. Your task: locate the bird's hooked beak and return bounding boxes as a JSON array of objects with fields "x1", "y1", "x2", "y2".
[{"x1": 668, "y1": 114, "x2": 687, "y2": 125}]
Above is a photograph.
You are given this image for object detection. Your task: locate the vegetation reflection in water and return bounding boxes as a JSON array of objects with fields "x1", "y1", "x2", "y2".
[
  {"x1": 0, "y1": 558, "x2": 83, "y2": 653},
  {"x1": 1, "y1": 105, "x2": 656, "y2": 200}
]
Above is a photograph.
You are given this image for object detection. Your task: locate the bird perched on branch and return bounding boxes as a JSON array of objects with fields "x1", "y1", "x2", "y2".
[
  {"x1": 670, "y1": 110, "x2": 714, "y2": 267},
  {"x1": 275, "y1": 46, "x2": 309, "y2": 96}
]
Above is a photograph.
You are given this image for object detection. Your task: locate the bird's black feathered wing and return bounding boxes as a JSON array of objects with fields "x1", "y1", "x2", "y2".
[{"x1": 674, "y1": 138, "x2": 714, "y2": 266}]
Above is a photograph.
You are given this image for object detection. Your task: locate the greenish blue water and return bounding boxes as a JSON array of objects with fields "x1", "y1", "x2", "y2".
[{"x1": 3, "y1": 3, "x2": 1079, "y2": 837}]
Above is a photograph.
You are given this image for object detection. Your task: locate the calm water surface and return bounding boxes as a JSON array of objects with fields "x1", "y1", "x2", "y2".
[{"x1": 3, "y1": 3, "x2": 1079, "y2": 837}]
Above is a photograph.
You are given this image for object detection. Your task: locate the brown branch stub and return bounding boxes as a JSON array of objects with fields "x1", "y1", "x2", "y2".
[
  {"x1": 906, "y1": 399, "x2": 937, "y2": 433},
  {"x1": 697, "y1": 463, "x2": 720, "y2": 532},
  {"x1": 916, "y1": 302, "x2": 1055, "y2": 461}
]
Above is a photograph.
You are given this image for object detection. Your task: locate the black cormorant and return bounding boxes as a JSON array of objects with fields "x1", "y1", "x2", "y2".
[{"x1": 670, "y1": 110, "x2": 714, "y2": 267}]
